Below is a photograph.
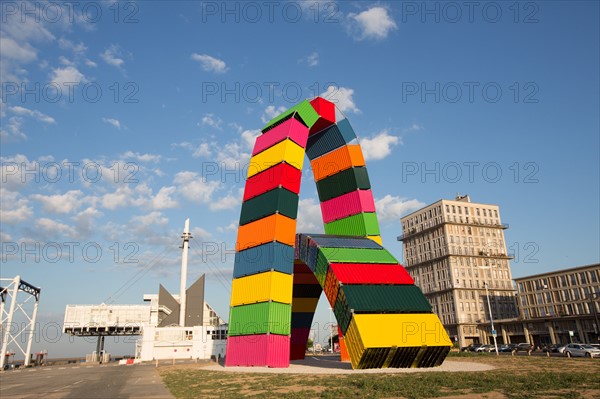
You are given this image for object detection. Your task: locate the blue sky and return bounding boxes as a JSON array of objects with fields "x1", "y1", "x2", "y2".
[{"x1": 1, "y1": 1, "x2": 598, "y2": 357}]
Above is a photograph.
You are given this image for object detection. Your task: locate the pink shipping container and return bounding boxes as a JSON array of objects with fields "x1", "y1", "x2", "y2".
[
  {"x1": 252, "y1": 118, "x2": 309, "y2": 156},
  {"x1": 320, "y1": 189, "x2": 376, "y2": 223},
  {"x1": 225, "y1": 334, "x2": 291, "y2": 368}
]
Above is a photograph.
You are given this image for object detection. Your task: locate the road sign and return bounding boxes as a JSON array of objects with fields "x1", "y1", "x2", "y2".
[
  {"x1": 569, "y1": 330, "x2": 574, "y2": 337},
  {"x1": 492, "y1": 329, "x2": 497, "y2": 337}
]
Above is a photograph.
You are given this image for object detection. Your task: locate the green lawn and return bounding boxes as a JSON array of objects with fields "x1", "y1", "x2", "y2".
[{"x1": 159, "y1": 353, "x2": 600, "y2": 399}]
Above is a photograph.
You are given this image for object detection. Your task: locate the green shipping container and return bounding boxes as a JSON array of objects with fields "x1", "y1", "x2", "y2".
[
  {"x1": 324, "y1": 212, "x2": 380, "y2": 236},
  {"x1": 263, "y1": 101, "x2": 320, "y2": 132},
  {"x1": 320, "y1": 247, "x2": 399, "y2": 264},
  {"x1": 239, "y1": 188, "x2": 299, "y2": 226},
  {"x1": 316, "y1": 167, "x2": 371, "y2": 202},
  {"x1": 314, "y1": 252, "x2": 329, "y2": 286},
  {"x1": 228, "y1": 302, "x2": 291, "y2": 336},
  {"x1": 340, "y1": 285, "x2": 433, "y2": 313}
]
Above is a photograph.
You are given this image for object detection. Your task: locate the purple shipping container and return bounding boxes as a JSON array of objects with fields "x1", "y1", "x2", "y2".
[
  {"x1": 290, "y1": 327, "x2": 311, "y2": 345},
  {"x1": 225, "y1": 334, "x2": 291, "y2": 368},
  {"x1": 320, "y1": 189, "x2": 376, "y2": 223},
  {"x1": 252, "y1": 118, "x2": 309, "y2": 156}
]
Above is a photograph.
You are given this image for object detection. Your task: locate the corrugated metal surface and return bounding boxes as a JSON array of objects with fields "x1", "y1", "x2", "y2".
[
  {"x1": 305, "y1": 124, "x2": 347, "y2": 160},
  {"x1": 243, "y1": 163, "x2": 302, "y2": 201},
  {"x1": 292, "y1": 283, "x2": 322, "y2": 298},
  {"x1": 333, "y1": 296, "x2": 352, "y2": 334},
  {"x1": 314, "y1": 252, "x2": 329, "y2": 285},
  {"x1": 293, "y1": 273, "x2": 319, "y2": 285},
  {"x1": 263, "y1": 100, "x2": 319, "y2": 132},
  {"x1": 311, "y1": 144, "x2": 366, "y2": 181},
  {"x1": 225, "y1": 334, "x2": 291, "y2": 367},
  {"x1": 329, "y1": 263, "x2": 414, "y2": 285},
  {"x1": 289, "y1": 344, "x2": 307, "y2": 360},
  {"x1": 228, "y1": 302, "x2": 291, "y2": 336},
  {"x1": 335, "y1": 118, "x2": 359, "y2": 144},
  {"x1": 252, "y1": 117, "x2": 309, "y2": 156},
  {"x1": 291, "y1": 297, "x2": 319, "y2": 312},
  {"x1": 339, "y1": 336, "x2": 351, "y2": 362},
  {"x1": 323, "y1": 267, "x2": 340, "y2": 307},
  {"x1": 303, "y1": 234, "x2": 382, "y2": 249},
  {"x1": 233, "y1": 242, "x2": 294, "y2": 278},
  {"x1": 230, "y1": 271, "x2": 293, "y2": 307},
  {"x1": 290, "y1": 327, "x2": 311, "y2": 345},
  {"x1": 291, "y1": 312, "x2": 314, "y2": 328},
  {"x1": 247, "y1": 139, "x2": 305, "y2": 178},
  {"x1": 324, "y1": 212, "x2": 380, "y2": 236},
  {"x1": 309, "y1": 97, "x2": 336, "y2": 134},
  {"x1": 239, "y1": 188, "x2": 298, "y2": 225},
  {"x1": 367, "y1": 235, "x2": 382, "y2": 245},
  {"x1": 338, "y1": 285, "x2": 433, "y2": 313},
  {"x1": 319, "y1": 247, "x2": 399, "y2": 264},
  {"x1": 236, "y1": 213, "x2": 296, "y2": 251},
  {"x1": 320, "y1": 190, "x2": 376, "y2": 223},
  {"x1": 316, "y1": 167, "x2": 371, "y2": 202}
]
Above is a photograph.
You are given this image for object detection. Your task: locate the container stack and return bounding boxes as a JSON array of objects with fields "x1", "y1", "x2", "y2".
[
  {"x1": 289, "y1": 260, "x2": 322, "y2": 360},
  {"x1": 295, "y1": 234, "x2": 452, "y2": 369}
]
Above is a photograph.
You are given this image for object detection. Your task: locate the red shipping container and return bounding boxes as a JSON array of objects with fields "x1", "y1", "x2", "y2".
[
  {"x1": 252, "y1": 118, "x2": 309, "y2": 156},
  {"x1": 289, "y1": 343, "x2": 307, "y2": 360},
  {"x1": 225, "y1": 334, "x2": 290, "y2": 368},
  {"x1": 290, "y1": 327, "x2": 311, "y2": 345},
  {"x1": 320, "y1": 189, "x2": 376, "y2": 224},
  {"x1": 329, "y1": 263, "x2": 414, "y2": 285},
  {"x1": 243, "y1": 163, "x2": 302, "y2": 201},
  {"x1": 309, "y1": 97, "x2": 336, "y2": 135}
]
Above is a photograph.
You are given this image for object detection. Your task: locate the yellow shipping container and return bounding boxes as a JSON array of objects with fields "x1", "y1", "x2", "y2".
[
  {"x1": 247, "y1": 139, "x2": 305, "y2": 178},
  {"x1": 230, "y1": 271, "x2": 293, "y2": 307},
  {"x1": 367, "y1": 235, "x2": 382, "y2": 245},
  {"x1": 345, "y1": 313, "x2": 452, "y2": 369},
  {"x1": 291, "y1": 297, "x2": 319, "y2": 313}
]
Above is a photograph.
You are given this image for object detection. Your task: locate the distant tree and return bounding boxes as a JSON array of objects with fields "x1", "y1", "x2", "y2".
[{"x1": 307, "y1": 338, "x2": 314, "y2": 349}]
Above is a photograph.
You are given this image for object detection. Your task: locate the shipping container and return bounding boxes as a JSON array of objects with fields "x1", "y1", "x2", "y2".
[
  {"x1": 316, "y1": 167, "x2": 371, "y2": 202},
  {"x1": 324, "y1": 212, "x2": 380, "y2": 236},
  {"x1": 230, "y1": 271, "x2": 293, "y2": 307},
  {"x1": 291, "y1": 312, "x2": 315, "y2": 328},
  {"x1": 298, "y1": 233, "x2": 382, "y2": 250},
  {"x1": 262, "y1": 101, "x2": 319, "y2": 133},
  {"x1": 292, "y1": 297, "x2": 319, "y2": 313},
  {"x1": 309, "y1": 97, "x2": 336, "y2": 134},
  {"x1": 293, "y1": 273, "x2": 319, "y2": 285},
  {"x1": 305, "y1": 124, "x2": 346, "y2": 160},
  {"x1": 329, "y1": 263, "x2": 414, "y2": 285},
  {"x1": 367, "y1": 235, "x2": 382, "y2": 245},
  {"x1": 289, "y1": 344, "x2": 307, "y2": 360},
  {"x1": 239, "y1": 187, "x2": 299, "y2": 225},
  {"x1": 323, "y1": 267, "x2": 340, "y2": 307},
  {"x1": 236, "y1": 213, "x2": 296, "y2": 251},
  {"x1": 310, "y1": 144, "x2": 366, "y2": 181},
  {"x1": 247, "y1": 139, "x2": 305, "y2": 178},
  {"x1": 344, "y1": 313, "x2": 452, "y2": 369},
  {"x1": 337, "y1": 285, "x2": 433, "y2": 314},
  {"x1": 313, "y1": 252, "x2": 329, "y2": 285},
  {"x1": 339, "y1": 336, "x2": 351, "y2": 362},
  {"x1": 290, "y1": 327, "x2": 311, "y2": 345},
  {"x1": 320, "y1": 190, "x2": 376, "y2": 223},
  {"x1": 243, "y1": 163, "x2": 302, "y2": 201},
  {"x1": 225, "y1": 334, "x2": 291, "y2": 367},
  {"x1": 292, "y1": 283, "x2": 322, "y2": 298},
  {"x1": 233, "y1": 242, "x2": 294, "y2": 278},
  {"x1": 228, "y1": 302, "x2": 291, "y2": 336},
  {"x1": 319, "y1": 247, "x2": 399, "y2": 264},
  {"x1": 252, "y1": 117, "x2": 309, "y2": 156}
]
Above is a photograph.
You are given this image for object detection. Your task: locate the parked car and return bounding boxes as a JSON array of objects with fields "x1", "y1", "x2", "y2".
[
  {"x1": 542, "y1": 344, "x2": 564, "y2": 353},
  {"x1": 475, "y1": 344, "x2": 494, "y2": 352},
  {"x1": 589, "y1": 344, "x2": 600, "y2": 350},
  {"x1": 563, "y1": 343, "x2": 600, "y2": 358},
  {"x1": 460, "y1": 344, "x2": 484, "y2": 352},
  {"x1": 516, "y1": 343, "x2": 534, "y2": 352},
  {"x1": 557, "y1": 345, "x2": 567, "y2": 354},
  {"x1": 499, "y1": 344, "x2": 518, "y2": 352}
]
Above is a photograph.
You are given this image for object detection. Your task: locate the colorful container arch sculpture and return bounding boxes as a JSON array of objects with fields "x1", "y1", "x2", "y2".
[{"x1": 226, "y1": 97, "x2": 452, "y2": 369}]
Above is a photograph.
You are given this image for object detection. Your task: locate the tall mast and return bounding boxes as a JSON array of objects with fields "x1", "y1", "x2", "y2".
[{"x1": 179, "y1": 218, "x2": 191, "y2": 327}]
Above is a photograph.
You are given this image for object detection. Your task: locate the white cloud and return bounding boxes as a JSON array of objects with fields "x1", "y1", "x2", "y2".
[
  {"x1": 261, "y1": 105, "x2": 287, "y2": 123},
  {"x1": 36, "y1": 217, "x2": 76, "y2": 238},
  {"x1": 121, "y1": 151, "x2": 161, "y2": 163},
  {"x1": 241, "y1": 129, "x2": 260, "y2": 150},
  {"x1": 102, "y1": 117, "x2": 121, "y2": 129},
  {"x1": 210, "y1": 191, "x2": 241, "y2": 211},
  {"x1": 321, "y1": 86, "x2": 360, "y2": 114},
  {"x1": 85, "y1": 59, "x2": 97, "y2": 68},
  {"x1": 100, "y1": 185, "x2": 148, "y2": 210},
  {"x1": 30, "y1": 190, "x2": 84, "y2": 214},
  {"x1": 375, "y1": 195, "x2": 425, "y2": 222},
  {"x1": 201, "y1": 113, "x2": 223, "y2": 129},
  {"x1": 50, "y1": 65, "x2": 86, "y2": 86},
  {"x1": 403, "y1": 123, "x2": 424, "y2": 133},
  {"x1": 193, "y1": 143, "x2": 212, "y2": 158},
  {"x1": 9, "y1": 106, "x2": 55, "y2": 124},
  {"x1": 191, "y1": 53, "x2": 228, "y2": 73},
  {"x1": 101, "y1": 44, "x2": 125, "y2": 67},
  {"x1": 0, "y1": 37, "x2": 37, "y2": 62},
  {"x1": 296, "y1": 198, "x2": 324, "y2": 233},
  {"x1": 348, "y1": 7, "x2": 397, "y2": 40},
  {"x1": 71, "y1": 206, "x2": 101, "y2": 238},
  {"x1": 173, "y1": 171, "x2": 221, "y2": 203},
  {"x1": 359, "y1": 129, "x2": 401, "y2": 161},
  {"x1": 131, "y1": 211, "x2": 169, "y2": 227},
  {"x1": 0, "y1": 188, "x2": 33, "y2": 224},
  {"x1": 0, "y1": 117, "x2": 27, "y2": 141},
  {"x1": 304, "y1": 52, "x2": 319, "y2": 67},
  {"x1": 151, "y1": 186, "x2": 178, "y2": 210}
]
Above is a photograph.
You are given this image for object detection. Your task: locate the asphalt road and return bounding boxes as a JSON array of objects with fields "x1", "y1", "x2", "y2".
[{"x1": 0, "y1": 363, "x2": 174, "y2": 399}]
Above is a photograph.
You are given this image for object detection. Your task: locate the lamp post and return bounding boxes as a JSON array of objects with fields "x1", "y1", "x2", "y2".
[
  {"x1": 479, "y1": 263, "x2": 499, "y2": 356},
  {"x1": 328, "y1": 307, "x2": 333, "y2": 353}
]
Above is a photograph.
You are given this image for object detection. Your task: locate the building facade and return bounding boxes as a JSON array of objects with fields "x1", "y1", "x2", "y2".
[
  {"x1": 514, "y1": 264, "x2": 600, "y2": 346},
  {"x1": 399, "y1": 195, "x2": 521, "y2": 347}
]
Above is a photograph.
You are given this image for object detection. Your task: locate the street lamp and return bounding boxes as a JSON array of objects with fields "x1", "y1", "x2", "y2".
[{"x1": 479, "y1": 264, "x2": 499, "y2": 356}]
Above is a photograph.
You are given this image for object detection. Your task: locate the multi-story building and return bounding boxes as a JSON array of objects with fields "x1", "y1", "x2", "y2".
[
  {"x1": 399, "y1": 195, "x2": 521, "y2": 347},
  {"x1": 514, "y1": 264, "x2": 600, "y2": 345}
]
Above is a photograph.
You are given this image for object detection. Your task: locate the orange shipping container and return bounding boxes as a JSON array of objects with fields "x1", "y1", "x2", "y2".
[
  {"x1": 236, "y1": 214, "x2": 296, "y2": 251},
  {"x1": 310, "y1": 144, "x2": 366, "y2": 181}
]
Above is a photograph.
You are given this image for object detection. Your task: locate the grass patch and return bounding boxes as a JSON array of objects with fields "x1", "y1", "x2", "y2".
[{"x1": 159, "y1": 356, "x2": 600, "y2": 399}]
